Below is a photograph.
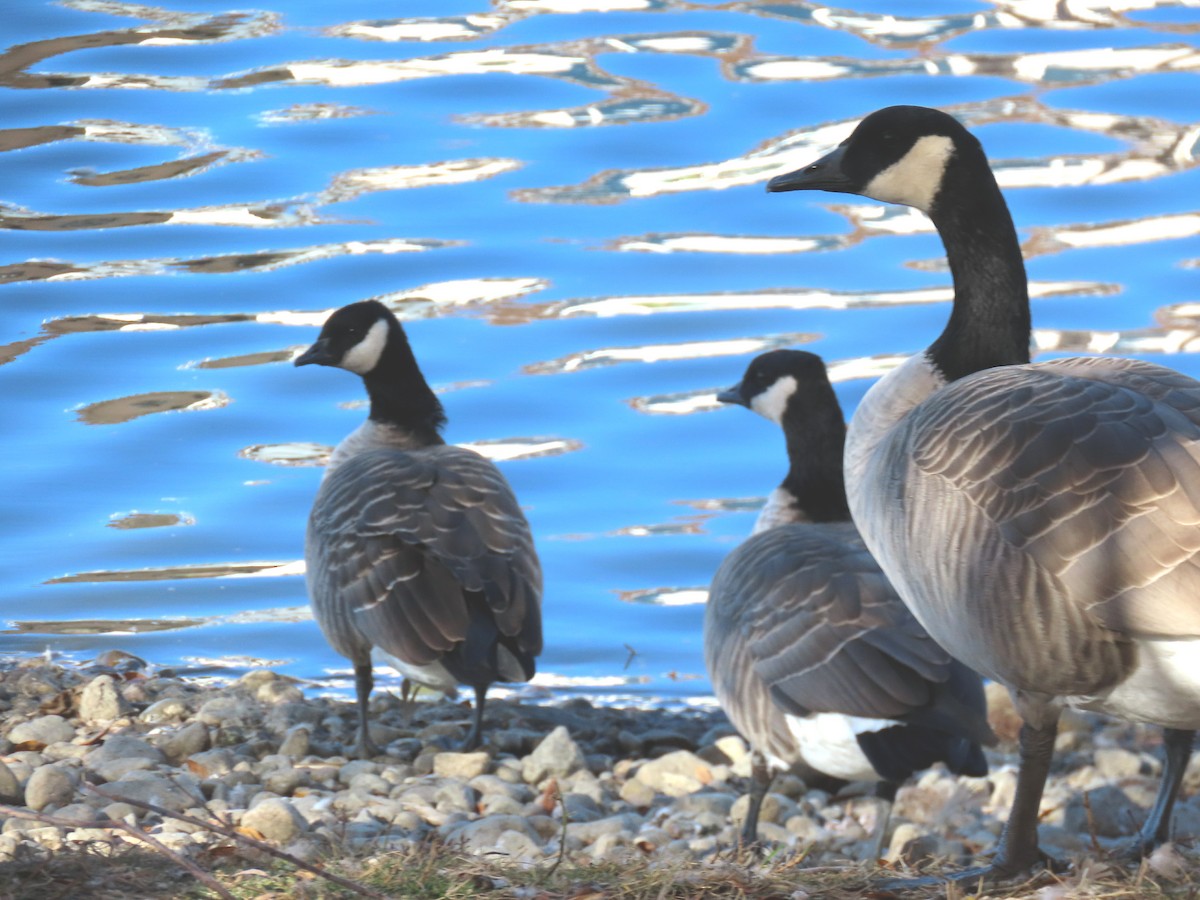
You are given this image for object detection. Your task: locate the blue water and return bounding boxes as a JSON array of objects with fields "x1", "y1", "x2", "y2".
[{"x1": 2, "y1": 0, "x2": 1199, "y2": 705}]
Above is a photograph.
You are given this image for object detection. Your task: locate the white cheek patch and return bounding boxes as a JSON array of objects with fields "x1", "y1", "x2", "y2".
[
  {"x1": 863, "y1": 134, "x2": 954, "y2": 212},
  {"x1": 340, "y1": 318, "x2": 389, "y2": 374},
  {"x1": 749, "y1": 375, "x2": 797, "y2": 424}
]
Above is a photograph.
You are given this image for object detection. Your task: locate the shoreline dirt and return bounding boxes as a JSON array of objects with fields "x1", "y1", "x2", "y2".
[{"x1": 0, "y1": 654, "x2": 1196, "y2": 898}]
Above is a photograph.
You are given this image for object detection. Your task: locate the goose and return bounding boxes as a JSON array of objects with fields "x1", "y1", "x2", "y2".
[
  {"x1": 295, "y1": 300, "x2": 542, "y2": 757},
  {"x1": 705, "y1": 348, "x2": 992, "y2": 853},
  {"x1": 767, "y1": 105, "x2": 1200, "y2": 880}
]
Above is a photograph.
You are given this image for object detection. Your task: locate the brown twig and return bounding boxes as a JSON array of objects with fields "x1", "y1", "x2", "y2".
[
  {"x1": 85, "y1": 784, "x2": 388, "y2": 899},
  {"x1": 0, "y1": 805, "x2": 235, "y2": 900},
  {"x1": 544, "y1": 781, "x2": 568, "y2": 878}
]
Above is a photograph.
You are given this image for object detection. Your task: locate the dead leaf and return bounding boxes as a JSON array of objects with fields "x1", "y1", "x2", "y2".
[
  {"x1": 236, "y1": 825, "x2": 267, "y2": 841},
  {"x1": 11, "y1": 740, "x2": 47, "y2": 753},
  {"x1": 185, "y1": 759, "x2": 210, "y2": 778},
  {"x1": 538, "y1": 777, "x2": 560, "y2": 815}
]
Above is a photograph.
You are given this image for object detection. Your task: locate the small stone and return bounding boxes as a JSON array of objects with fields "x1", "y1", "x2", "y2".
[
  {"x1": 671, "y1": 791, "x2": 734, "y2": 818},
  {"x1": 25, "y1": 765, "x2": 77, "y2": 811},
  {"x1": 160, "y1": 721, "x2": 210, "y2": 762},
  {"x1": 9, "y1": 715, "x2": 75, "y2": 746},
  {"x1": 559, "y1": 792, "x2": 603, "y2": 823},
  {"x1": 0, "y1": 760, "x2": 23, "y2": 805},
  {"x1": 103, "y1": 774, "x2": 197, "y2": 814},
  {"x1": 243, "y1": 797, "x2": 307, "y2": 844},
  {"x1": 262, "y1": 767, "x2": 305, "y2": 796},
  {"x1": 278, "y1": 726, "x2": 310, "y2": 758},
  {"x1": 186, "y1": 748, "x2": 236, "y2": 778},
  {"x1": 196, "y1": 696, "x2": 256, "y2": 727},
  {"x1": 434, "y1": 782, "x2": 479, "y2": 814},
  {"x1": 564, "y1": 812, "x2": 642, "y2": 844},
  {"x1": 79, "y1": 675, "x2": 131, "y2": 722},
  {"x1": 102, "y1": 802, "x2": 138, "y2": 824},
  {"x1": 440, "y1": 814, "x2": 543, "y2": 854},
  {"x1": 1064, "y1": 785, "x2": 1143, "y2": 838},
  {"x1": 619, "y1": 778, "x2": 656, "y2": 808},
  {"x1": 634, "y1": 750, "x2": 714, "y2": 797},
  {"x1": 522, "y1": 726, "x2": 586, "y2": 784},
  {"x1": 139, "y1": 697, "x2": 190, "y2": 724},
  {"x1": 1094, "y1": 748, "x2": 1141, "y2": 780},
  {"x1": 433, "y1": 751, "x2": 490, "y2": 780},
  {"x1": 731, "y1": 792, "x2": 796, "y2": 827},
  {"x1": 84, "y1": 735, "x2": 166, "y2": 781}
]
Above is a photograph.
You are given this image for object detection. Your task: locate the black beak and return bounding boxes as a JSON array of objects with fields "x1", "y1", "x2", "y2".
[
  {"x1": 294, "y1": 338, "x2": 333, "y2": 367},
  {"x1": 716, "y1": 383, "x2": 747, "y2": 407},
  {"x1": 766, "y1": 145, "x2": 853, "y2": 193}
]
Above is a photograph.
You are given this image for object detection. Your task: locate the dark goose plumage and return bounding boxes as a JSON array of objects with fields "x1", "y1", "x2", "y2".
[
  {"x1": 704, "y1": 349, "x2": 992, "y2": 851},
  {"x1": 767, "y1": 105, "x2": 1200, "y2": 882},
  {"x1": 296, "y1": 300, "x2": 542, "y2": 757}
]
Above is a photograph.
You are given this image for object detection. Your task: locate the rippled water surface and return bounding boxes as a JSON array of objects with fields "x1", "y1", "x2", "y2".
[{"x1": 3, "y1": 0, "x2": 1200, "y2": 704}]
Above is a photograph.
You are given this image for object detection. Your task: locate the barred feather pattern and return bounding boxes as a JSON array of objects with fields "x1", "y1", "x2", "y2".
[
  {"x1": 306, "y1": 442, "x2": 542, "y2": 684},
  {"x1": 704, "y1": 522, "x2": 992, "y2": 777},
  {"x1": 849, "y1": 354, "x2": 1200, "y2": 705}
]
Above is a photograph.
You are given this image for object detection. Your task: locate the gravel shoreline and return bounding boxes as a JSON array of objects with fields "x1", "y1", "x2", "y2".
[{"x1": 0, "y1": 654, "x2": 1197, "y2": 890}]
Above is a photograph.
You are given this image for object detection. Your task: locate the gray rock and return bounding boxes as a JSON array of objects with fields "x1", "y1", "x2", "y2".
[
  {"x1": 243, "y1": 797, "x2": 307, "y2": 844},
  {"x1": 433, "y1": 751, "x2": 490, "y2": 780},
  {"x1": 196, "y1": 696, "x2": 256, "y2": 727},
  {"x1": 0, "y1": 760, "x2": 23, "y2": 805},
  {"x1": 24, "y1": 766, "x2": 77, "y2": 811},
  {"x1": 671, "y1": 791, "x2": 734, "y2": 818},
  {"x1": 522, "y1": 726, "x2": 586, "y2": 784},
  {"x1": 159, "y1": 721, "x2": 209, "y2": 762},
  {"x1": 559, "y1": 792, "x2": 603, "y2": 823},
  {"x1": 479, "y1": 793, "x2": 524, "y2": 816},
  {"x1": 8, "y1": 715, "x2": 75, "y2": 746},
  {"x1": 441, "y1": 814, "x2": 543, "y2": 854},
  {"x1": 186, "y1": 748, "x2": 235, "y2": 777},
  {"x1": 102, "y1": 774, "x2": 197, "y2": 813},
  {"x1": 139, "y1": 697, "x2": 190, "y2": 724},
  {"x1": 265, "y1": 702, "x2": 324, "y2": 734},
  {"x1": 564, "y1": 812, "x2": 643, "y2": 844},
  {"x1": 102, "y1": 802, "x2": 139, "y2": 824},
  {"x1": 493, "y1": 828, "x2": 545, "y2": 862},
  {"x1": 469, "y1": 775, "x2": 533, "y2": 802},
  {"x1": 619, "y1": 778, "x2": 657, "y2": 808},
  {"x1": 79, "y1": 675, "x2": 131, "y2": 722},
  {"x1": 347, "y1": 772, "x2": 389, "y2": 796},
  {"x1": 262, "y1": 767, "x2": 306, "y2": 796},
  {"x1": 84, "y1": 735, "x2": 166, "y2": 781},
  {"x1": 1064, "y1": 784, "x2": 1144, "y2": 838},
  {"x1": 435, "y1": 782, "x2": 479, "y2": 814},
  {"x1": 278, "y1": 726, "x2": 310, "y2": 758}
]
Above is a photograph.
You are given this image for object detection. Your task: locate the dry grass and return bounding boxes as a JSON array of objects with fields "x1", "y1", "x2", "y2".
[{"x1": 1, "y1": 836, "x2": 1197, "y2": 900}]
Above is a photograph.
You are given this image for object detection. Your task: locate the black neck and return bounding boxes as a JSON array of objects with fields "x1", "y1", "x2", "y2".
[
  {"x1": 780, "y1": 388, "x2": 852, "y2": 523},
  {"x1": 362, "y1": 329, "x2": 446, "y2": 444},
  {"x1": 926, "y1": 152, "x2": 1031, "y2": 382}
]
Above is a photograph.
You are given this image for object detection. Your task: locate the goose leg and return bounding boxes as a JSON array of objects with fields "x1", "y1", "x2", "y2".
[
  {"x1": 740, "y1": 750, "x2": 774, "y2": 847},
  {"x1": 462, "y1": 684, "x2": 488, "y2": 751},
  {"x1": 877, "y1": 717, "x2": 1060, "y2": 889},
  {"x1": 867, "y1": 781, "x2": 898, "y2": 861},
  {"x1": 1130, "y1": 727, "x2": 1194, "y2": 854},
  {"x1": 353, "y1": 661, "x2": 380, "y2": 759}
]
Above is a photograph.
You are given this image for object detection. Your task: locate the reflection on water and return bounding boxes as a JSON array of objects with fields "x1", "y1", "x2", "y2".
[{"x1": 2, "y1": 0, "x2": 1199, "y2": 702}]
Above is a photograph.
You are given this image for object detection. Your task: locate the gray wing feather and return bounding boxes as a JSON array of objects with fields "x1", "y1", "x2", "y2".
[
  {"x1": 706, "y1": 523, "x2": 953, "y2": 725},
  {"x1": 307, "y1": 444, "x2": 542, "y2": 667},
  {"x1": 910, "y1": 357, "x2": 1200, "y2": 643}
]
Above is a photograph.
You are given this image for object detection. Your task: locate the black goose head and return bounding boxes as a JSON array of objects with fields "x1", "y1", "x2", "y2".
[
  {"x1": 295, "y1": 300, "x2": 399, "y2": 375},
  {"x1": 767, "y1": 106, "x2": 983, "y2": 216},
  {"x1": 296, "y1": 300, "x2": 446, "y2": 434},
  {"x1": 719, "y1": 349, "x2": 842, "y2": 426},
  {"x1": 720, "y1": 349, "x2": 850, "y2": 522}
]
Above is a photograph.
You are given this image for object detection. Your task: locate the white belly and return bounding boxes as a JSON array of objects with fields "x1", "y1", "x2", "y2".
[
  {"x1": 786, "y1": 712, "x2": 887, "y2": 782},
  {"x1": 373, "y1": 650, "x2": 458, "y2": 697},
  {"x1": 1070, "y1": 637, "x2": 1200, "y2": 729}
]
